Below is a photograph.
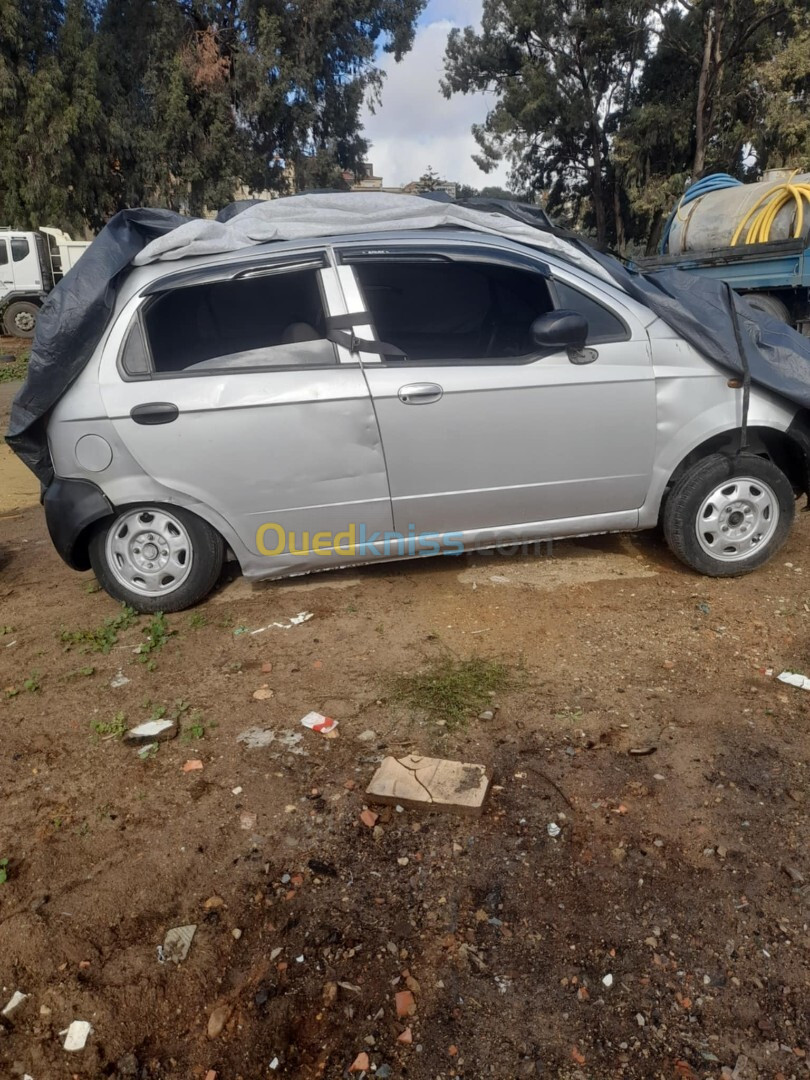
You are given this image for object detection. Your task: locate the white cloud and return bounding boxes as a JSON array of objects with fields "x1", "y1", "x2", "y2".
[{"x1": 360, "y1": 3, "x2": 511, "y2": 191}]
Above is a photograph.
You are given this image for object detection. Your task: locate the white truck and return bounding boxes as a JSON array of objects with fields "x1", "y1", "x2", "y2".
[{"x1": 0, "y1": 227, "x2": 92, "y2": 338}]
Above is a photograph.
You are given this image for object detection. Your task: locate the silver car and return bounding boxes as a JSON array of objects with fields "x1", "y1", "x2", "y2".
[{"x1": 43, "y1": 229, "x2": 810, "y2": 611}]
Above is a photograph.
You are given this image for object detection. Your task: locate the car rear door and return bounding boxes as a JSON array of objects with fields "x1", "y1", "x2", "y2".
[
  {"x1": 336, "y1": 242, "x2": 656, "y2": 539},
  {"x1": 97, "y1": 251, "x2": 393, "y2": 574}
]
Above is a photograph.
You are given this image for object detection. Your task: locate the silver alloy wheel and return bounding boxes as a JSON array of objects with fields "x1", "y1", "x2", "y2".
[
  {"x1": 105, "y1": 508, "x2": 194, "y2": 596},
  {"x1": 696, "y1": 476, "x2": 779, "y2": 562}
]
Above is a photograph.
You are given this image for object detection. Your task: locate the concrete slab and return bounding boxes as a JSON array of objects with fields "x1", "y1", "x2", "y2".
[{"x1": 366, "y1": 753, "x2": 491, "y2": 816}]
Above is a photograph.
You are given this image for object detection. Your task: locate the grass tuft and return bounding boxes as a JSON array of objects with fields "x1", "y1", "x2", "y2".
[{"x1": 392, "y1": 655, "x2": 513, "y2": 730}]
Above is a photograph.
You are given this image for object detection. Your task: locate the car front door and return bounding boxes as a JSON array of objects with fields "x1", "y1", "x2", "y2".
[
  {"x1": 337, "y1": 243, "x2": 657, "y2": 542},
  {"x1": 97, "y1": 252, "x2": 393, "y2": 575}
]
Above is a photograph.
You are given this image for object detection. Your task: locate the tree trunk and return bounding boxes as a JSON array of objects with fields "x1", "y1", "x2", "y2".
[
  {"x1": 589, "y1": 119, "x2": 608, "y2": 246},
  {"x1": 692, "y1": 11, "x2": 714, "y2": 179}
]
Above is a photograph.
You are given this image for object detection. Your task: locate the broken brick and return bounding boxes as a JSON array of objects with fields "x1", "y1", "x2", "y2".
[{"x1": 395, "y1": 990, "x2": 416, "y2": 1017}]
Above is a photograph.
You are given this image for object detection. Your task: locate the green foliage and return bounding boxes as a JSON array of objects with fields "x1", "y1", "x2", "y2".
[
  {"x1": 0, "y1": 354, "x2": 29, "y2": 383},
  {"x1": 0, "y1": 857, "x2": 8, "y2": 884},
  {"x1": 23, "y1": 670, "x2": 41, "y2": 693},
  {"x1": 135, "y1": 612, "x2": 174, "y2": 665},
  {"x1": 392, "y1": 655, "x2": 513, "y2": 730},
  {"x1": 444, "y1": 0, "x2": 808, "y2": 252},
  {"x1": 0, "y1": 0, "x2": 427, "y2": 230},
  {"x1": 91, "y1": 710, "x2": 127, "y2": 738},
  {"x1": 61, "y1": 605, "x2": 138, "y2": 654}
]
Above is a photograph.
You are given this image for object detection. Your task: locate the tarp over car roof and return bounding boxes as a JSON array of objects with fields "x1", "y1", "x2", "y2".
[{"x1": 7, "y1": 191, "x2": 810, "y2": 485}]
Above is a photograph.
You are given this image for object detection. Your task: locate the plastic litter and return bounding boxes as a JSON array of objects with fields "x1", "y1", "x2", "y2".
[
  {"x1": 300, "y1": 711, "x2": 338, "y2": 735},
  {"x1": 161, "y1": 924, "x2": 197, "y2": 964},
  {"x1": 249, "y1": 612, "x2": 314, "y2": 635},
  {"x1": 2, "y1": 990, "x2": 28, "y2": 1017},
  {"x1": 777, "y1": 670, "x2": 810, "y2": 690},
  {"x1": 61, "y1": 1020, "x2": 92, "y2": 1051},
  {"x1": 110, "y1": 670, "x2": 130, "y2": 689}
]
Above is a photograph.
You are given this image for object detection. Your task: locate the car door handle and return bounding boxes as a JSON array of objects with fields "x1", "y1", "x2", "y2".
[
  {"x1": 130, "y1": 402, "x2": 179, "y2": 425},
  {"x1": 398, "y1": 382, "x2": 443, "y2": 404}
]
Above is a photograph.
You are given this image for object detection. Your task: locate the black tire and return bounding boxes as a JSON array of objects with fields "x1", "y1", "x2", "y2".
[
  {"x1": 2, "y1": 300, "x2": 39, "y2": 338},
  {"x1": 743, "y1": 292, "x2": 791, "y2": 324},
  {"x1": 89, "y1": 504, "x2": 224, "y2": 613},
  {"x1": 663, "y1": 453, "x2": 794, "y2": 577}
]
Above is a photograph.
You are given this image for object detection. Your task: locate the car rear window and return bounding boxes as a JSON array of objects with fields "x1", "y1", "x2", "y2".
[{"x1": 142, "y1": 268, "x2": 337, "y2": 374}]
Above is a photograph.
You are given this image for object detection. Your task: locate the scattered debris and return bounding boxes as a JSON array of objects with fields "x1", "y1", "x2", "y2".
[
  {"x1": 359, "y1": 809, "x2": 379, "y2": 828},
  {"x1": 357, "y1": 728, "x2": 378, "y2": 742},
  {"x1": 366, "y1": 753, "x2": 491, "y2": 816},
  {"x1": 61, "y1": 1020, "x2": 92, "y2": 1051},
  {"x1": 237, "y1": 727, "x2": 306, "y2": 753},
  {"x1": 123, "y1": 719, "x2": 177, "y2": 744},
  {"x1": 137, "y1": 743, "x2": 158, "y2": 760},
  {"x1": 2, "y1": 990, "x2": 28, "y2": 1018},
  {"x1": 182, "y1": 759, "x2": 204, "y2": 772},
  {"x1": 398, "y1": 1027, "x2": 413, "y2": 1044},
  {"x1": 204, "y1": 895, "x2": 225, "y2": 910},
  {"x1": 252, "y1": 686, "x2": 274, "y2": 701},
  {"x1": 349, "y1": 1052, "x2": 370, "y2": 1073},
  {"x1": 777, "y1": 670, "x2": 810, "y2": 690},
  {"x1": 239, "y1": 810, "x2": 257, "y2": 831},
  {"x1": 110, "y1": 670, "x2": 130, "y2": 689},
  {"x1": 300, "y1": 711, "x2": 338, "y2": 735},
  {"x1": 628, "y1": 745, "x2": 657, "y2": 756},
  {"x1": 248, "y1": 612, "x2": 314, "y2": 634},
  {"x1": 161, "y1": 924, "x2": 196, "y2": 964},
  {"x1": 547, "y1": 822, "x2": 561, "y2": 838},
  {"x1": 602, "y1": 973, "x2": 614, "y2": 988},
  {"x1": 269, "y1": 1058, "x2": 280, "y2": 1071}
]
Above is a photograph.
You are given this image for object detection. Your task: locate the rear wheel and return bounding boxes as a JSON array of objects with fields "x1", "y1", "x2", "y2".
[
  {"x1": 663, "y1": 453, "x2": 794, "y2": 576},
  {"x1": 743, "y1": 292, "x2": 791, "y2": 324},
  {"x1": 89, "y1": 505, "x2": 224, "y2": 612},
  {"x1": 2, "y1": 300, "x2": 39, "y2": 338}
]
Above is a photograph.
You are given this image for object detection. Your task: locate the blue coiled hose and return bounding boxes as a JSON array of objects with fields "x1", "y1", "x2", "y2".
[{"x1": 659, "y1": 173, "x2": 742, "y2": 253}]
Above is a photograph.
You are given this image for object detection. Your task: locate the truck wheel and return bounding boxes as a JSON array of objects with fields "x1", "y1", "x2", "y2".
[
  {"x1": 89, "y1": 505, "x2": 224, "y2": 613},
  {"x1": 743, "y1": 293, "x2": 791, "y2": 324},
  {"x1": 663, "y1": 453, "x2": 794, "y2": 577},
  {"x1": 2, "y1": 301, "x2": 39, "y2": 338}
]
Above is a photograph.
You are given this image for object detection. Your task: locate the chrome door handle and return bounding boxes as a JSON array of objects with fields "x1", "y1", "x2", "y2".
[{"x1": 398, "y1": 382, "x2": 443, "y2": 404}]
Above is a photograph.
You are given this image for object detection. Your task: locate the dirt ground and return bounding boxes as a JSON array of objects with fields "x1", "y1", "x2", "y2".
[{"x1": 0, "y1": 357, "x2": 808, "y2": 1079}]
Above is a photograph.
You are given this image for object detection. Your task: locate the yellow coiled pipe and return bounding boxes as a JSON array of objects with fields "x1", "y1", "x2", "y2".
[{"x1": 731, "y1": 170, "x2": 810, "y2": 245}]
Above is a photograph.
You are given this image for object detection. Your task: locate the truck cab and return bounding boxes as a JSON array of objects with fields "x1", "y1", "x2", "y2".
[{"x1": 0, "y1": 227, "x2": 91, "y2": 338}]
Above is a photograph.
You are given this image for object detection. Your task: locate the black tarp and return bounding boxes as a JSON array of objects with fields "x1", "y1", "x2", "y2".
[{"x1": 7, "y1": 194, "x2": 810, "y2": 486}]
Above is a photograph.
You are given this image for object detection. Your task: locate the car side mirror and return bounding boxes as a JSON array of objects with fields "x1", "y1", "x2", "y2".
[{"x1": 530, "y1": 310, "x2": 588, "y2": 352}]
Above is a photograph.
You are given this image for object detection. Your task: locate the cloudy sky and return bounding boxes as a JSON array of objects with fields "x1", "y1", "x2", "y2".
[{"x1": 360, "y1": 0, "x2": 511, "y2": 190}]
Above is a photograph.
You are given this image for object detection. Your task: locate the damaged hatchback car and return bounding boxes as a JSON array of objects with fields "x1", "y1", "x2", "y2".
[{"x1": 11, "y1": 195, "x2": 810, "y2": 611}]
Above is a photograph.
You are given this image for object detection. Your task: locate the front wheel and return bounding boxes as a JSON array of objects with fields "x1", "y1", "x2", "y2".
[
  {"x1": 89, "y1": 505, "x2": 224, "y2": 612},
  {"x1": 3, "y1": 300, "x2": 40, "y2": 338},
  {"x1": 663, "y1": 453, "x2": 794, "y2": 577}
]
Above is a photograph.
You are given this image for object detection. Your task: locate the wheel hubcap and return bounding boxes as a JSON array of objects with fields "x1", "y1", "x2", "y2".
[
  {"x1": 106, "y1": 509, "x2": 193, "y2": 596},
  {"x1": 15, "y1": 311, "x2": 35, "y2": 332},
  {"x1": 696, "y1": 476, "x2": 779, "y2": 562}
]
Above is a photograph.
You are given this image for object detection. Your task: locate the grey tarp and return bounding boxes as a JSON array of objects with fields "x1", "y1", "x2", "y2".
[{"x1": 7, "y1": 190, "x2": 810, "y2": 485}]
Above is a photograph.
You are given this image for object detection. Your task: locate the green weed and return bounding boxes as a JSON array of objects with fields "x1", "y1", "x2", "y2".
[
  {"x1": 91, "y1": 711, "x2": 128, "y2": 739},
  {"x1": 392, "y1": 655, "x2": 513, "y2": 730},
  {"x1": 61, "y1": 605, "x2": 138, "y2": 654}
]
